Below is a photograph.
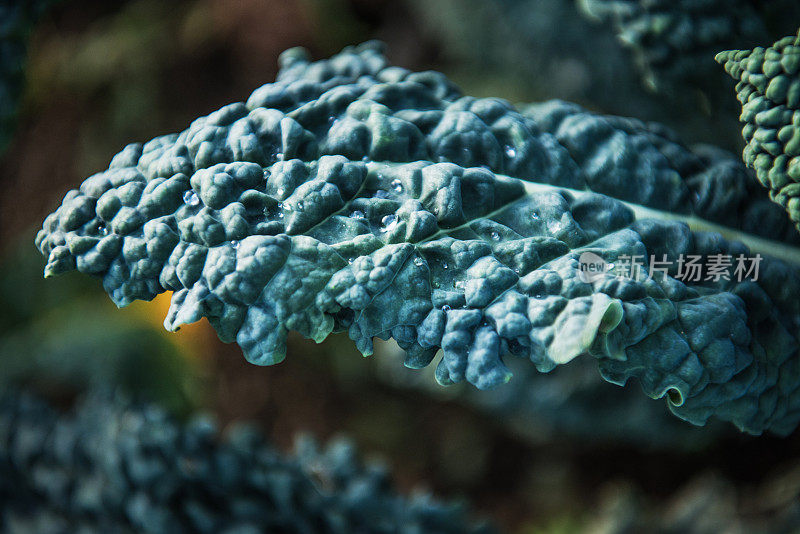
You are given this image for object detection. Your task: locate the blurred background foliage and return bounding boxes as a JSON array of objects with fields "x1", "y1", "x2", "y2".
[{"x1": 1, "y1": 0, "x2": 799, "y2": 531}]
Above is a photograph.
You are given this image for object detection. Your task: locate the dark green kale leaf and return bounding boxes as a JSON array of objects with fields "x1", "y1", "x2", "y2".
[
  {"x1": 0, "y1": 389, "x2": 492, "y2": 533},
  {"x1": 579, "y1": 0, "x2": 800, "y2": 93},
  {"x1": 36, "y1": 42, "x2": 800, "y2": 435},
  {"x1": 718, "y1": 28, "x2": 800, "y2": 233}
]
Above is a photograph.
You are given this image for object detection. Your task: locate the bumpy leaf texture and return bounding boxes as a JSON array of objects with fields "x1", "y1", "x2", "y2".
[
  {"x1": 0, "y1": 389, "x2": 491, "y2": 534},
  {"x1": 718, "y1": 28, "x2": 800, "y2": 232},
  {"x1": 37, "y1": 42, "x2": 800, "y2": 434},
  {"x1": 579, "y1": 0, "x2": 800, "y2": 92}
]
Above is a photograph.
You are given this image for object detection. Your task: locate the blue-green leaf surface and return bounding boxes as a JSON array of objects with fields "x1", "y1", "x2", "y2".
[
  {"x1": 578, "y1": 0, "x2": 800, "y2": 92},
  {"x1": 718, "y1": 28, "x2": 800, "y2": 232},
  {"x1": 0, "y1": 389, "x2": 492, "y2": 533},
  {"x1": 36, "y1": 42, "x2": 800, "y2": 434}
]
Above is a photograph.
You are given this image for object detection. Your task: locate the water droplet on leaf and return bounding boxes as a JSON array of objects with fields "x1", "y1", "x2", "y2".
[
  {"x1": 441, "y1": 304, "x2": 451, "y2": 312},
  {"x1": 490, "y1": 231, "x2": 500, "y2": 241},
  {"x1": 183, "y1": 190, "x2": 200, "y2": 206},
  {"x1": 381, "y1": 214, "x2": 397, "y2": 229},
  {"x1": 504, "y1": 145, "x2": 516, "y2": 158},
  {"x1": 351, "y1": 210, "x2": 365, "y2": 220},
  {"x1": 391, "y1": 179, "x2": 403, "y2": 193}
]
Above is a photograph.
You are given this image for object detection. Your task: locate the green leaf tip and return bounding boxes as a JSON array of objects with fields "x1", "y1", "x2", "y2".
[
  {"x1": 37, "y1": 42, "x2": 800, "y2": 435},
  {"x1": 719, "y1": 27, "x2": 800, "y2": 232}
]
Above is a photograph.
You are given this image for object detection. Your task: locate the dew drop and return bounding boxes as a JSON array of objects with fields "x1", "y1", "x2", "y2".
[
  {"x1": 183, "y1": 190, "x2": 200, "y2": 206},
  {"x1": 442, "y1": 262, "x2": 449, "y2": 270},
  {"x1": 348, "y1": 257, "x2": 355, "y2": 264},
  {"x1": 263, "y1": 169, "x2": 270, "y2": 179},
  {"x1": 391, "y1": 179, "x2": 403, "y2": 193},
  {"x1": 351, "y1": 210, "x2": 365, "y2": 220},
  {"x1": 362, "y1": 155, "x2": 370, "y2": 163},
  {"x1": 531, "y1": 210, "x2": 540, "y2": 220},
  {"x1": 375, "y1": 189, "x2": 389, "y2": 199},
  {"x1": 504, "y1": 145, "x2": 516, "y2": 158},
  {"x1": 99, "y1": 225, "x2": 109, "y2": 236},
  {"x1": 413, "y1": 257, "x2": 425, "y2": 267},
  {"x1": 276, "y1": 152, "x2": 284, "y2": 160},
  {"x1": 441, "y1": 304, "x2": 451, "y2": 312},
  {"x1": 490, "y1": 231, "x2": 500, "y2": 241},
  {"x1": 230, "y1": 240, "x2": 240, "y2": 249},
  {"x1": 296, "y1": 200, "x2": 304, "y2": 210},
  {"x1": 534, "y1": 293, "x2": 544, "y2": 299},
  {"x1": 381, "y1": 214, "x2": 397, "y2": 229}
]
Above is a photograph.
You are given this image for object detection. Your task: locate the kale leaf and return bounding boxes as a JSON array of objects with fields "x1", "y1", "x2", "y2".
[
  {"x1": 579, "y1": 0, "x2": 800, "y2": 92},
  {"x1": 37, "y1": 42, "x2": 800, "y2": 434},
  {"x1": 0, "y1": 389, "x2": 492, "y2": 533},
  {"x1": 718, "y1": 28, "x2": 800, "y2": 233}
]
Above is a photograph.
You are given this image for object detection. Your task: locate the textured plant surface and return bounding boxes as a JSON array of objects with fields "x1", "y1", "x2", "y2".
[
  {"x1": 36, "y1": 42, "x2": 800, "y2": 435},
  {"x1": 408, "y1": 0, "x2": 746, "y2": 151},
  {"x1": 0, "y1": 389, "x2": 491, "y2": 534},
  {"x1": 578, "y1": 0, "x2": 800, "y2": 92},
  {"x1": 718, "y1": 28, "x2": 800, "y2": 233}
]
